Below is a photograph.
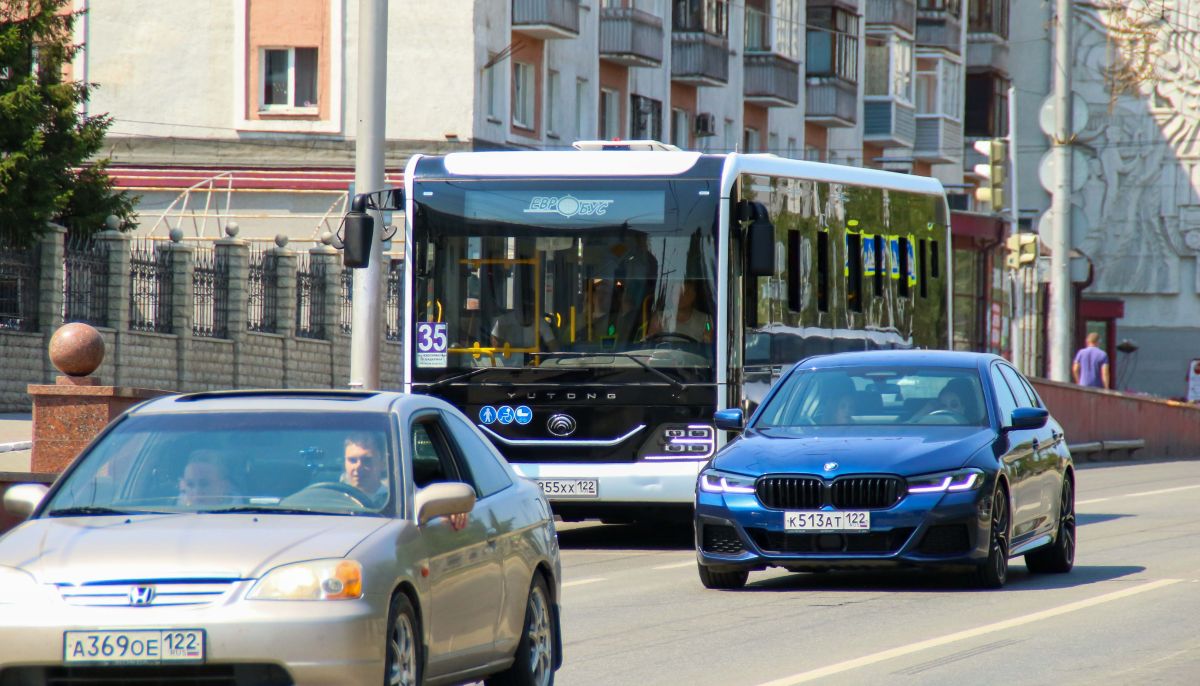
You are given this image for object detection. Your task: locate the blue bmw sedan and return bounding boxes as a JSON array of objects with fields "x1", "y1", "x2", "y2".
[{"x1": 695, "y1": 351, "x2": 1075, "y2": 590}]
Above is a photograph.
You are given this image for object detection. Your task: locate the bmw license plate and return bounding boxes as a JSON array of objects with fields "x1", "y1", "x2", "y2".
[
  {"x1": 784, "y1": 511, "x2": 870, "y2": 531},
  {"x1": 536, "y1": 478, "x2": 599, "y2": 499},
  {"x1": 64, "y1": 629, "x2": 204, "y2": 664}
]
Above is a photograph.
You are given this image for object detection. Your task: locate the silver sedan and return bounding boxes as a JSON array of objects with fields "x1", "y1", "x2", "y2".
[{"x1": 0, "y1": 390, "x2": 562, "y2": 686}]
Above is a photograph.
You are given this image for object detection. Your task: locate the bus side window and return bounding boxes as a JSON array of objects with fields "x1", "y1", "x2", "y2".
[
  {"x1": 787, "y1": 230, "x2": 801, "y2": 312},
  {"x1": 816, "y1": 231, "x2": 829, "y2": 313},
  {"x1": 846, "y1": 233, "x2": 862, "y2": 313},
  {"x1": 919, "y1": 239, "x2": 928, "y2": 299},
  {"x1": 898, "y1": 236, "x2": 910, "y2": 298}
]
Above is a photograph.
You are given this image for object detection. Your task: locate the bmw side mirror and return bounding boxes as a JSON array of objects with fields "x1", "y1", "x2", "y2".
[
  {"x1": 714, "y1": 408, "x2": 744, "y2": 432},
  {"x1": 414, "y1": 482, "x2": 476, "y2": 527},
  {"x1": 1007, "y1": 407, "x2": 1049, "y2": 431},
  {"x1": 3, "y1": 483, "x2": 49, "y2": 520},
  {"x1": 342, "y1": 211, "x2": 375, "y2": 269}
]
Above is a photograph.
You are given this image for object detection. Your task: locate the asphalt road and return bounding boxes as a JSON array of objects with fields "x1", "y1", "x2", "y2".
[{"x1": 552, "y1": 459, "x2": 1200, "y2": 686}]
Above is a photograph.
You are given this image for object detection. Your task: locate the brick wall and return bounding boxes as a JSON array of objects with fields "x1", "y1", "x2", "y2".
[{"x1": 0, "y1": 228, "x2": 405, "y2": 410}]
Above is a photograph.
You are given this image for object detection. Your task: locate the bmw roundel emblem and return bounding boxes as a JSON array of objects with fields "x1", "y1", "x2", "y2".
[
  {"x1": 823, "y1": 462, "x2": 839, "y2": 472},
  {"x1": 547, "y1": 414, "x2": 577, "y2": 437}
]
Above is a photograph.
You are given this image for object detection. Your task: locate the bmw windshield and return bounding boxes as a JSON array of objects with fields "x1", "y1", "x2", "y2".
[{"x1": 410, "y1": 178, "x2": 720, "y2": 384}]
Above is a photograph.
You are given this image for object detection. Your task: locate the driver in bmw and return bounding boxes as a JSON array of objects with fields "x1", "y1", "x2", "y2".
[{"x1": 343, "y1": 433, "x2": 468, "y2": 530}]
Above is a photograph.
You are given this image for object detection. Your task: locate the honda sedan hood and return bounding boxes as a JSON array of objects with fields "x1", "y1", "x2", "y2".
[
  {"x1": 0, "y1": 514, "x2": 390, "y2": 583},
  {"x1": 713, "y1": 426, "x2": 996, "y2": 477}
]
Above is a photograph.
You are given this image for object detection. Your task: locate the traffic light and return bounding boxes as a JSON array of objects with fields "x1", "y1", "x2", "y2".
[
  {"x1": 1005, "y1": 232, "x2": 1038, "y2": 269},
  {"x1": 973, "y1": 139, "x2": 1008, "y2": 212}
]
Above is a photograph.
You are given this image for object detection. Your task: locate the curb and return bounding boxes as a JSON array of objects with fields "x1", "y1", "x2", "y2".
[{"x1": 0, "y1": 442, "x2": 32, "y2": 454}]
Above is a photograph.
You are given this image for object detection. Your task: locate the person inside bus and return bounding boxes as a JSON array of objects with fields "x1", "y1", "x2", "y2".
[
  {"x1": 577, "y1": 278, "x2": 645, "y2": 348},
  {"x1": 646, "y1": 280, "x2": 712, "y2": 344},
  {"x1": 490, "y1": 297, "x2": 559, "y2": 363}
]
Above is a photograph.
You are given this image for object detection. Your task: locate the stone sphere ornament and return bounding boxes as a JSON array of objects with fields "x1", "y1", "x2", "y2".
[{"x1": 49, "y1": 323, "x2": 106, "y2": 377}]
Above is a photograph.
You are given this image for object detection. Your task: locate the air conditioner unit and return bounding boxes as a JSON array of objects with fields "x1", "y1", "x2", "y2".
[{"x1": 694, "y1": 113, "x2": 716, "y2": 138}]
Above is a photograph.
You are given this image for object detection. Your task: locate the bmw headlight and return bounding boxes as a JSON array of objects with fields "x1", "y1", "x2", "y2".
[
  {"x1": 248, "y1": 559, "x2": 363, "y2": 601},
  {"x1": 0, "y1": 565, "x2": 37, "y2": 604},
  {"x1": 907, "y1": 468, "x2": 985, "y2": 494},
  {"x1": 699, "y1": 470, "x2": 757, "y2": 495}
]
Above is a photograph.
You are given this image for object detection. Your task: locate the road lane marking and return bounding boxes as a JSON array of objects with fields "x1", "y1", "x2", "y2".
[
  {"x1": 754, "y1": 578, "x2": 1182, "y2": 686},
  {"x1": 1079, "y1": 484, "x2": 1200, "y2": 506},
  {"x1": 651, "y1": 560, "x2": 697, "y2": 570},
  {"x1": 562, "y1": 577, "x2": 607, "y2": 589}
]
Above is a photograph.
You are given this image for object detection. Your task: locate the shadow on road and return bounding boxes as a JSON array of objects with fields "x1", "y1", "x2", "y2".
[
  {"x1": 1077, "y1": 512, "x2": 1132, "y2": 526},
  {"x1": 556, "y1": 521, "x2": 694, "y2": 550},
  {"x1": 738, "y1": 563, "x2": 1147, "y2": 594}
]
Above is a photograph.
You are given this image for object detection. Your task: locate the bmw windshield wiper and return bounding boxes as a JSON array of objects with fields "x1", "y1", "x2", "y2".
[
  {"x1": 203, "y1": 505, "x2": 355, "y2": 516},
  {"x1": 45, "y1": 506, "x2": 135, "y2": 517}
]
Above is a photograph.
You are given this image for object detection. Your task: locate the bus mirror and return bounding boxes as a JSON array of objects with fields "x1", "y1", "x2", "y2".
[
  {"x1": 747, "y1": 213, "x2": 775, "y2": 277},
  {"x1": 343, "y1": 211, "x2": 374, "y2": 269}
]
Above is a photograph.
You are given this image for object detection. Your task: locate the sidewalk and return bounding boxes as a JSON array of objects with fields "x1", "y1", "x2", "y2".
[{"x1": 0, "y1": 413, "x2": 32, "y2": 473}]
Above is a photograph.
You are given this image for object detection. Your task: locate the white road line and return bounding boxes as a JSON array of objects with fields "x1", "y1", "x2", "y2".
[
  {"x1": 562, "y1": 577, "x2": 607, "y2": 589},
  {"x1": 753, "y1": 578, "x2": 1182, "y2": 686},
  {"x1": 651, "y1": 560, "x2": 697, "y2": 570},
  {"x1": 1078, "y1": 484, "x2": 1200, "y2": 506}
]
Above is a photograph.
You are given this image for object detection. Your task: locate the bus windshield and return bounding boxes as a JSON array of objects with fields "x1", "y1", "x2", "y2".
[{"x1": 411, "y1": 177, "x2": 720, "y2": 382}]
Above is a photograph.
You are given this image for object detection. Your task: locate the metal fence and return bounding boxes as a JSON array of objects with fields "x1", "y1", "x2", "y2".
[
  {"x1": 192, "y1": 247, "x2": 230, "y2": 338},
  {"x1": 129, "y1": 240, "x2": 174, "y2": 333},
  {"x1": 63, "y1": 234, "x2": 111, "y2": 327},
  {"x1": 247, "y1": 247, "x2": 278, "y2": 334},
  {"x1": 0, "y1": 238, "x2": 40, "y2": 332},
  {"x1": 295, "y1": 254, "x2": 326, "y2": 340},
  {"x1": 386, "y1": 259, "x2": 403, "y2": 342},
  {"x1": 339, "y1": 268, "x2": 353, "y2": 334}
]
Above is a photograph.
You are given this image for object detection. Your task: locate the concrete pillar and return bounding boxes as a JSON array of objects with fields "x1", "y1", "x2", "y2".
[
  {"x1": 95, "y1": 230, "x2": 132, "y2": 387},
  {"x1": 271, "y1": 245, "x2": 298, "y2": 387},
  {"x1": 216, "y1": 237, "x2": 249, "y2": 384},
  {"x1": 164, "y1": 240, "x2": 194, "y2": 390},
  {"x1": 37, "y1": 225, "x2": 66, "y2": 384}
]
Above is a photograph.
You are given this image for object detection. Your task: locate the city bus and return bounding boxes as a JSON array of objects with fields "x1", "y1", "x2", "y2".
[{"x1": 379, "y1": 143, "x2": 950, "y2": 521}]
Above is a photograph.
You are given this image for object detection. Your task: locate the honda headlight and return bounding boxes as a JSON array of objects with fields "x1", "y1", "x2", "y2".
[
  {"x1": 248, "y1": 559, "x2": 363, "y2": 601},
  {"x1": 699, "y1": 470, "x2": 757, "y2": 495},
  {"x1": 0, "y1": 565, "x2": 38, "y2": 604},
  {"x1": 907, "y1": 468, "x2": 985, "y2": 494}
]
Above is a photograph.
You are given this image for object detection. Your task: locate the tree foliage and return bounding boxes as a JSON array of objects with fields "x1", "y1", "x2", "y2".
[{"x1": 0, "y1": 0, "x2": 135, "y2": 245}]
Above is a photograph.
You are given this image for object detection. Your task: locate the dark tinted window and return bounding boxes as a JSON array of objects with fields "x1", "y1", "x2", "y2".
[
  {"x1": 998, "y1": 365, "x2": 1034, "y2": 408},
  {"x1": 989, "y1": 365, "x2": 1019, "y2": 427},
  {"x1": 411, "y1": 419, "x2": 464, "y2": 489},
  {"x1": 443, "y1": 412, "x2": 513, "y2": 498}
]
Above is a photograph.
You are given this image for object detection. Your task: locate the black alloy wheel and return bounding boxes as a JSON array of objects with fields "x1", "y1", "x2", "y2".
[
  {"x1": 975, "y1": 486, "x2": 1010, "y2": 589},
  {"x1": 1026, "y1": 476, "x2": 1076, "y2": 574},
  {"x1": 487, "y1": 574, "x2": 557, "y2": 686},
  {"x1": 697, "y1": 564, "x2": 749, "y2": 590}
]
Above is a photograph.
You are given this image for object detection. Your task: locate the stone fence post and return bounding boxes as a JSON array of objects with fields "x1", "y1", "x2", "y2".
[
  {"x1": 164, "y1": 239, "x2": 194, "y2": 390},
  {"x1": 270, "y1": 240, "x2": 298, "y2": 387},
  {"x1": 37, "y1": 226, "x2": 66, "y2": 384},
  {"x1": 216, "y1": 231, "x2": 249, "y2": 385},
  {"x1": 94, "y1": 230, "x2": 131, "y2": 386},
  {"x1": 310, "y1": 244, "x2": 342, "y2": 387}
]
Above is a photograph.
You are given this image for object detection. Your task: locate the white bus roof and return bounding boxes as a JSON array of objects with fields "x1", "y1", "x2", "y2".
[{"x1": 436, "y1": 151, "x2": 946, "y2": 198}]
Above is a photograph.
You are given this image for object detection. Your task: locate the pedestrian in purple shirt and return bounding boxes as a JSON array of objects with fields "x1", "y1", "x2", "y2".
[{"x1": 1072, "y1": 332, "x2": 1110, "y2": 389}]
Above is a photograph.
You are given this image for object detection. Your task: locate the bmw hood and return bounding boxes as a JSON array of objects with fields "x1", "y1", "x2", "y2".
[
  {"x1": 712, "y1": 426, "x2": 996, "y2": 477},
  {"x1": 0, "y1": 514, "x2": 390, "y2": 583}
]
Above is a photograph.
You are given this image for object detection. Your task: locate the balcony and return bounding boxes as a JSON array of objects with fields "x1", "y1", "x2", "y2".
[
  {"x1": 600, "y1": 7, "x2": 664, "y2": 67},
  {"x1": 806, "y1": 78, "x2": 857, "y2": 127},
  {"x1": 967, "y1": 37, "x2": 1008, "y2": 73},
  {"x1": 913, "y1": 114, "x2": 963, "y2": 163},
  {"x1": 671, "y1": 32, "x2": 729, "y2": 87},
  {"x1": 744, "y1": 54, "x2": 800, "y2": 107},
  {"x1": 864, "y1": 99, "x2": 916, "y2": 147},
  {"x1": 916, "y1": 5, "x2": 962, "y2": 53},
  {"x1": 512, "y1": 0, "x2": 580, "y2": 40},
  {"x1": 865, "y1": 0, "x2": 916, "y2": 35}
]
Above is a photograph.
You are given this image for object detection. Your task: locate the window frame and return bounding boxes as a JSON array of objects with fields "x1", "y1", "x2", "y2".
[
  {"x1": 546, "y1": 69, "x2": 560, "y2": 138},
  {"x1": 259, "y1": 46, "x2": 319, "y2": 114},
  {"x1": 599, "y1": 87, "x2": 621, "y2": 139},
  {"x1": 512, "y1": 60, "x2": 536, "y2": 130}
]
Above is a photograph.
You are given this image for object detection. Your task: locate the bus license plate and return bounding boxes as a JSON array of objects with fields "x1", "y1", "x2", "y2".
[
  {"x1": 784, "y1": 511, "x2": 870, "y2": 531},
  {"x1": 64, "y1": 629, "x2": 205, "y2": 664},
  {"x1": 537, "y1": 479, "x2": 599, "y2": 499}
]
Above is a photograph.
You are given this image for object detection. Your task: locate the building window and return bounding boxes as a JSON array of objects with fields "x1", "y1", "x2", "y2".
[
  {"x1": 866, "y1": 35, "x2": 912, "y2": 100},
  {"x1": 965, "y1": 72, "x2": 1009, "y2": 137},
  {"x1": 261, "y1": 47, "x2": 318, "y2": 111},
  {"x1": 599, "y1": 87, "x2": 621, "y2": 139},
  {"x1": 512, "y1": 61, "x2": 535, "y2": 130},
  {"x1": 915, "y1": 55, "x2": 962, "y2": 119},
  {"x1": 723, "y1": 118, "x2": 735, "y2": 152},
  {"x1": 671, "y1": 107, "x2": 689, "y2": 148},
  {"x1": 576, "y1": 77, "x2": 589, "y2": 138},
  {"x1": 768, "y1": 132, "x2": 778, "y2": 154},
  {"x1": 807, "y1": 7, "x2": 859, "y2": 83},
  {"x1": 787, "y1": 137, "x2": 797, "y2": 158},
  {"x1": 547, "y1": 69, "x2": 560, "y2": 137},
  {"x1": 484, "y1": 55, "x2": 501, "y2": 121},
  {"x1": 631, "y1": 94, "x2": 662, "y2": 140},
  {"x1": 743, "y1": 127, "x2": 761, "y2": 152},
  {"x1": 673, "y1": 0, "x2": 729, "y2": 36},
  {"x1": 968, "y1": 0, "x2": 1008, "y2": 38}
]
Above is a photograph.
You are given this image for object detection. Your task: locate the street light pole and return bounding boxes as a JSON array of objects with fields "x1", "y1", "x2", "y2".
[
  {"x1": 1048, "y1": 0, "x2": 1074, "y2": 382},
  {"x1": 349, "y1": 0, "x2": 388, "y2": 389}
]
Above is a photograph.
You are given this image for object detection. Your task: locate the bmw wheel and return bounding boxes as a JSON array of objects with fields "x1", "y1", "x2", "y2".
[
  {"x1": 974, "y1": 486, "x2": 1010, "y2": 589},
  {"x1": 386, "y1": 592, "x2": 421, "y2": 686},
  {"x1": 697, "y1": 564, "x2": 749, "y2": 590},
  {"x1": 1026, "y1": 476, "x2": 1075, "y2": 574},
  {"x1": 488, "y1": 574, "x2": 556, "y2": 686}
]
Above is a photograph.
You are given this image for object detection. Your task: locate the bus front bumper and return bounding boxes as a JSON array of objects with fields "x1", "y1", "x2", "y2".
[{"x1": 510, "y1": 461, "x2": 704, "y2": 505}]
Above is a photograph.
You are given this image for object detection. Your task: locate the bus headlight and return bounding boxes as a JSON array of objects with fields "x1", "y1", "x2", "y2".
[{"x1": 642, "y1": 424, "x2": 714, "y2": 460}]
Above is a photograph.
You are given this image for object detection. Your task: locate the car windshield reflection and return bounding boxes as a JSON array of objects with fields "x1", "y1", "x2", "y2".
[{"x1": 43, "y1": 412, "x2": 396, "y2": 517}]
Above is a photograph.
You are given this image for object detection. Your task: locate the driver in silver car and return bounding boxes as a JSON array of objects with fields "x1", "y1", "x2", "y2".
[{"x1": 342, "y1": 433, "x2": 469, "y2": 531}]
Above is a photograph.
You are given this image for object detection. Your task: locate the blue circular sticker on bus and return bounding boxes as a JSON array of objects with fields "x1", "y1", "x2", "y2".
[
  {"x1": 479, "y1": 406, "x2": 498, "y2": 424},
  {"x1": 497, "y1": 406, "x2": 516, "y2": 425},
  {"x1": 514, "y1": 405, "x2": 533, "y2": 425}
]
